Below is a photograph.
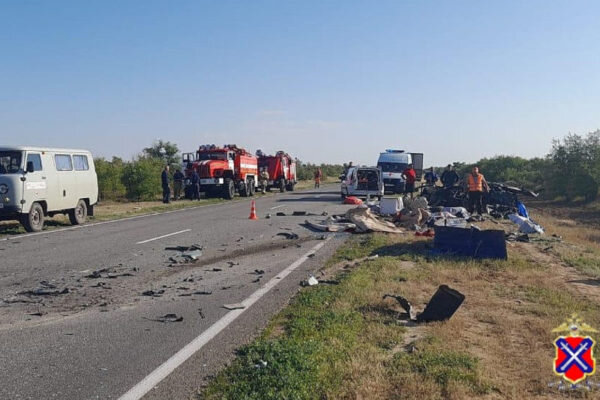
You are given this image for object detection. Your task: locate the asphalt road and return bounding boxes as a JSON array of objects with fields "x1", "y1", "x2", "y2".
[{"x1": 0, "y1": 186, "x2": 351, "y2": 400}]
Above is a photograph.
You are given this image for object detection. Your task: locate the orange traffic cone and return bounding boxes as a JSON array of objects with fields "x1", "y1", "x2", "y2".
[{"x1": 249, "y1": 200, "x2": 258, "y2": 220}]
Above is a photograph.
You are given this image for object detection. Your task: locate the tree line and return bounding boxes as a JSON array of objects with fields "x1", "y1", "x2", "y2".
[
  {"x1": 97, "y1": 130, "x2": 600, "y2": 203},
  {"x1": 437, "y1": 129, "x2": 600, "y2": 202}
]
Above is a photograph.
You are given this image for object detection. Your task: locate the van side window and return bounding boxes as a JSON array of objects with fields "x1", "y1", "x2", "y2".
[
  {"x1": 73, "y1": 155, "x2": 89, "y2": 171},
  {"x1": 55, "y1": 154, "x2": 73, "y2": 171},
  {"x1": 26, "y1": 153, "x2": 43, "y2": 172}
]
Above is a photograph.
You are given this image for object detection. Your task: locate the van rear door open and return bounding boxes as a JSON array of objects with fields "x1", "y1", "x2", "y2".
[{"x1": 410, "y1": 153, "x2": 424, "y2": 179}]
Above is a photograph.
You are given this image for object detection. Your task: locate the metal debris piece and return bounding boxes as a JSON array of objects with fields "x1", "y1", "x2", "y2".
[
  {"x1": 383, "y1": 294, "x2": 414, "y2": 320},
  {"x1": 223, "y1": 303, "x2": 245, "y2": 310},
  {"x1": 192, "y1": 290, "x2": 212, "y2": 295},
  {"x1": 144, "y1": 313, "x2": 184, "y2": 323},
  {"x1": 142, "y1": 289, "x2": 165, "y2": 297},
  {"x1": 276, "y1": 232, "x2": 299, "y2": 240},
  {"x1": 19, "y1": 288, "x2": 69, "y2": 296}
]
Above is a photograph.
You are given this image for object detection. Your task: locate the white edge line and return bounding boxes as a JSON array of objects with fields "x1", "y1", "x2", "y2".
[
  {"x1": 118, "y1": 236, "x2": 333, "y2": 400},
  {"x1": 136, "y1": 229, "x2": 191, "y2": 245}
]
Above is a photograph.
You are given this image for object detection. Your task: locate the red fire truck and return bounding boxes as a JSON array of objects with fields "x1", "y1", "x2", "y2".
[
  {"x1": 257, "y1": 150, "x2": 297, "y2": 192},
  {"x1": 183, "y1": 144, "x2": 258, "y2": 199}
]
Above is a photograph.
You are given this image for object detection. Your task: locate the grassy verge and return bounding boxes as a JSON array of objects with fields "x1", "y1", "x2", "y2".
[{"x1": 200, "y1": 210, "x2": 600, "y2": 399}]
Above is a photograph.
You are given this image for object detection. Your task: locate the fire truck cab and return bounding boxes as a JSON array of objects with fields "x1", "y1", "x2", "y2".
[{"x1": 184, "y1": 145, "x2": 258, "y2": 199}]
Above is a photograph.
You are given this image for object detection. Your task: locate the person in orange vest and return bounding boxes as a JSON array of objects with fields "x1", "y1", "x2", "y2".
[
  {"x1": 314, "y1": 167, "x2": 323, "y2": 188},
  {"x1": 466, "y1": 166, "x2": 489, "y2": 215}
]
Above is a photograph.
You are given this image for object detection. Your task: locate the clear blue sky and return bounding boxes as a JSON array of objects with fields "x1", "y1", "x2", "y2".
[{"x1": 1, "y1": 0, "x2": 599, "y2": 167}]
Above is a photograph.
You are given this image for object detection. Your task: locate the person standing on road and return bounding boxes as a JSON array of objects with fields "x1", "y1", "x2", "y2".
[
  {"x1": 190, "y1": 169, "x2": 200, "y2": 200},
  {"x1": 259, "y1": 167, "x2": 270, "y2": 193},
  {"x1": 466, "y1": 166, "x2": 489, "y2": 215},
  {"x1": 173, "y1": 169, "x2": 184, "y2": 200},
  {"x1": 161, "y1": 165, "x2": 171, "y2": 204},
  {"x1": 402, "y1": 164, "x2": 417, "y2": 199},
  {"x1": 441, "y1": 164, "x2": 460, "y2": 188},
  {"x1": 424, "y1": 167, "x2": 438, "y2": 185},
  {"x1": 314, "y1": 168, "x2": 323, "y2": 189}
]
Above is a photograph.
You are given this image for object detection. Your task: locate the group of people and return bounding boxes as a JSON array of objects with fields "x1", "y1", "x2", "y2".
[
  {"x1": 160, "y1": 165, "x2": 201, "y2": 204},
  {"x1": 424, "y1": 164, "x2": 489, "y2": 214}
]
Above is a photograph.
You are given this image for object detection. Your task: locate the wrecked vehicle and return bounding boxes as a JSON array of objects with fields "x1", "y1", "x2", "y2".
[
  {"x1": 423, "y1": 181, "x2": 538, "y2": 218},
  {"x1": 341, "y1": 166, "x2": 384, "y2": 200}
]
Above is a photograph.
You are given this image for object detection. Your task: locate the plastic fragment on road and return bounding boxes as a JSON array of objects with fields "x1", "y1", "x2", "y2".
[
  {"x1": 508, "y1": 214, "x2": 544, "y2": 234},
  {"x1": 343, "y1": 196, "x2": 363, "y2": 205},
  {"x1": 433, "y1": 226, "x2": 507, "y2": 259},
  {"x1": 182, "y1": 249, "x2": 203, "y2": 260},
  {"x1": 346, "y1": 207, "x2": 404, "y2": 234},
  {"x1": 223, "y1": 303, "x2": 245, "y2": 310}
]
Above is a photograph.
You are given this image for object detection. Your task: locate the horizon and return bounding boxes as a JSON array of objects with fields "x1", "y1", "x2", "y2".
[{"x1": 2, "y1": 1, "x2": 599, "y2": 167}]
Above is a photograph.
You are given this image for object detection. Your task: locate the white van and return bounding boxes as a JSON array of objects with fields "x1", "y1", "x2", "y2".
[
  {"x1": 0, "y1": 146, "x2": 98, "y2": 232},
  {"x1": 341, "y1": 166, "x2": 384, "y2": 200},
  {"x1": 377, "y1": 150, "x2": 424, "y2": 194}
]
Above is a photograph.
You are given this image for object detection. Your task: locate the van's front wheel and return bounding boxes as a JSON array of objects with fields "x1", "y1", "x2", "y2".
[
  {"x1": 69, "y1": 199, "x2": 88, "y2": 225},
  {"x1": 22, "y1": 202, "x2": 45, "y2": 232}
]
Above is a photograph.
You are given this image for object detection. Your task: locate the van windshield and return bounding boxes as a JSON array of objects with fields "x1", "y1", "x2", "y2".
[
  {"x1": 0, "y1": 151, "x2": 23, "y2": 174},
  {"x1": 378, "y1": 162, "x2": 407, "y2": 173}
]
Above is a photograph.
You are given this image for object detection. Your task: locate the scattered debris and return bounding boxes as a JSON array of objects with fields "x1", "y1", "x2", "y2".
[
  {"x1": 142, "y1": 289, "x2": 165, "y2": 297},
  {"x1": 343, "y1": 196, "x2": 363, "y2": 205},
  {"x1": 251, "y1": 269, "x2": 265, "y2": 275},
  {"x1": 226, "y1": 261, "x2": 240, "y2": 268},
  {"x1": 18, "y1": 288, "x2": 69, "y2": 296},
  {"x1": 144, "y1": 313, "x2": 184, "y2": 323},
  {"x1": 276, "y1": 232, "x2": 300, "y2": 240},
  {"x1": 254, "y1": 360, "x2": 268, "y2": 369},
  {"x1": 346, "y1": 207, "x2": 404, "y2": 234},
  {"x1": 380, "y1": 197, "x2": 404, "y2": 215},
  {"x1": 192, "y1": 290, "x2": 212, "y2": 295},
  {"x1": 508, "y1": 214, "x2": 544, "y2": 234},
  {"x1": 198, "y1": 308, "x2": 205, "y2": 319}
]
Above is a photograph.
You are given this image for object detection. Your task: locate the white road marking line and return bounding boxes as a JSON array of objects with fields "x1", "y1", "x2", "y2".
[
  {"x1": 270, "y1": 204, "x2": 285, "y2": 210},
  {"x1": 136, "y1": 229, "x2": 191, "y2": 245},
  {"x1": 117, "y1": 236, "x2": 333, "y2": 400}
]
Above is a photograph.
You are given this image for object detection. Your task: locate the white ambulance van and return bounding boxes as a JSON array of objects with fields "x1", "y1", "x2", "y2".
[{"x1": 0, "y1": 146, "x2": 98, "y2": 232}]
